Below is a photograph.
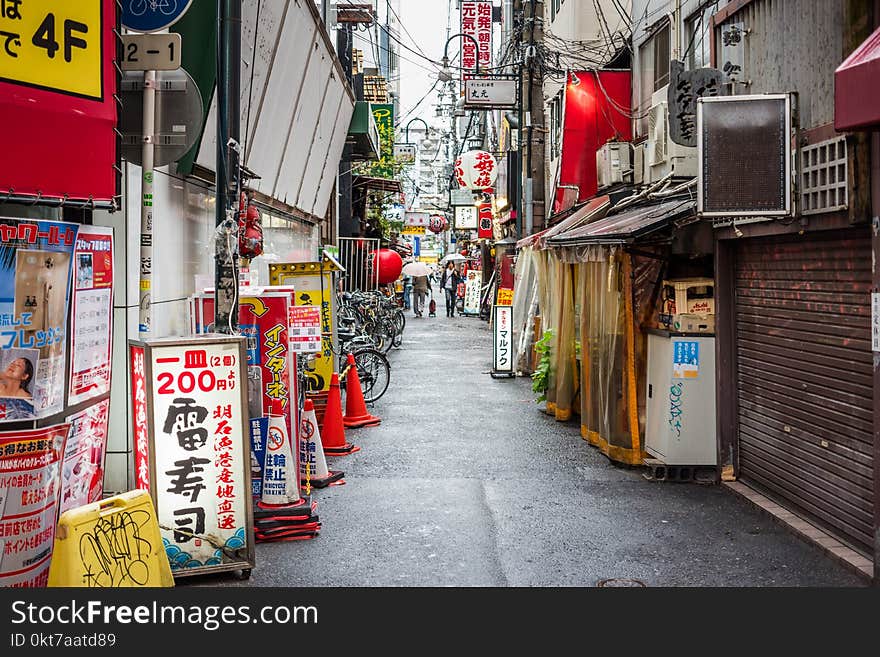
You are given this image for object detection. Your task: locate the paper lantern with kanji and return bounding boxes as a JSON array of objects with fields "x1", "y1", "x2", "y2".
[
  {"x1": 367, "y1": 248, "x2": 403, "y2": 284},
  {"x1": 428, "y1": 215, "x2": 447, "y2": 234},
  {"x1": 454, "y1": 149, "x2": 498, "y2": 189}
]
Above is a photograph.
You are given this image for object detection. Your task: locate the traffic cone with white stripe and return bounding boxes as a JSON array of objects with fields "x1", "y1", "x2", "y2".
[
  {"x1": 321, "y1": 373, "x2": 360, "y2": 455},
  {"x1": 299, "y1": 400, "x2": 344, "y2": 489},
  {"x1": 342, "y1": 353, "x2": 381, "y2": 428}
]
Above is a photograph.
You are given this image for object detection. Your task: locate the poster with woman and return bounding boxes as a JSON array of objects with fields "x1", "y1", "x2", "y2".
[{"x1": 0, "y1": 218, "x2": 77, "y2": 422}]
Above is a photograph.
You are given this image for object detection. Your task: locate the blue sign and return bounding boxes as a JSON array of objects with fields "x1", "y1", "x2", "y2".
[
  {"x1": 249, "y1": 417, "x2": 269, "y2": 497},
  {"x1": 413, "y1": 236, "x2": 420, "y2": 256},
  {"x1": 122, "y1": 0, "x2": 194, "y2": 33},
  {"x1": 672, "y1": 340, "x2": 699, "y2": 379}
]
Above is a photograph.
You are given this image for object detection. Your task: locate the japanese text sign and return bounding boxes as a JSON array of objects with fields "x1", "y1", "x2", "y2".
[
  {"x1": 496, "y1": 287, "x2": 513, "y2": 306},
  {"x1": 0, "y1": 423, "x2": 68, "y2": 587},
  {"x1": 460, "y1": 1, "x2": 492, "y2": 79},
  {"x1": 0, "y1": 0, "x2": 118, "y2": 204},
  {"x1": 493, "y1": 305, "x2": 513, "y2": 374},
  {"x1": 132, "y1": 336, "x2": 254, "y2": 577},
  {"x1": 672, "y1": 340, "x2": 699, "y2": 379},
  {"x1": 289, "y1": 306, "x2": 322, "y2": 354}
]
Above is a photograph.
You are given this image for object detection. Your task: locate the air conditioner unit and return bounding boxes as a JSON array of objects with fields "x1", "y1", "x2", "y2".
[
  {"x1": 596, "y1": 141, "x2": 632, "y2": 189},
  {"x1": 633, "y1": 142, "x2": 646, "y2": 185},
  {"x1": 646, "y1": 86, "x2": 697, "y2": 183}
]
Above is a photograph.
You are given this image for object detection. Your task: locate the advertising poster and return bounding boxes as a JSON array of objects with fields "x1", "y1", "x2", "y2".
[
  {"x1": 0, "y1": 218, "x2": 78, "y2": 423},
  {"x1": 672, "y1": 340, "x2": 700, "y2": 379},
  {"x1": 464, "y1": 269, "x2": 482, "y2": 315},
  {"x1": 289, "y1": 306, "x2": 322, "y2": 354},
  {"x1": 60, "y1": 399, "x2": 110, "y2": 515},
  {"x1": 69, "y1": 226, "x2": 113, "y2": 405},
  {"x1": 0, "y1": 424, "x2": 68, "y2": 587},
  {"x1": 147, "y1": 339, "x2": 252, "y2": 573}
]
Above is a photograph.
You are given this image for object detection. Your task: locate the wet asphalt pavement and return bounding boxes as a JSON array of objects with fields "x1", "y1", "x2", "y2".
[{"x1": 217, "y1": 312, "x2": 864, "y2": 587}]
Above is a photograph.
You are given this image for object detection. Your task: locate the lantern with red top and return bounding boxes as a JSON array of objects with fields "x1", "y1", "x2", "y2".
[
  {"x1": 238, "y1": 192, "x2": 264, "y2": 260},
  {"x1": 428, "y1": 215, "x2": 447, "y2": 234}
]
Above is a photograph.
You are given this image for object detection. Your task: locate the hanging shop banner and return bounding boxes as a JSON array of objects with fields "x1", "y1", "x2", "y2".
[
  {"x1": 0, "y1": 217, "x2": 77, "y2": 423},
  {"x1": 69, "y1": 226, "x2": 113, "y2": 406},
  {"x1": 402, "y1": 225, "x2": 425, "y2": 236},
  {"x1": 129, "y1": 335, "x2": 255, "y2": 578},
  {"x1": 455, "y1": 206, "x2": 478, "y2": 230},
  {"x1": 269, "y1": 262, "x2": 341, "y2": 393},
  {"x1": 289, "y1": 305, "x2": 322, "y2": 354},
  {"x1": 460, "y1": 1, "x2": 493, "y2": 79},
  {"x1": 492, "y1": 305, "x2": 514, "y2": 376},
  {"x1": 478, "y1": 205, "x2": 494, "y2": 239},
  {"x1": 0, "y1": 424, "x2": 68, "y2": 587},
  {"x1": 0, "y1": 0, "x2": 118, "y2": 204},
  {"x1": 464, "y1": 269, "x2": 482, "y2": 315},
  {"x1": 60, "y1": 399, "x2": 109, "y2": 515},
  {"x1": 370, "y1": 103, "x2": 395, "y2": 179},
  {"x1": 496, "y1": 287, "x2": 514, "y2": 306}
]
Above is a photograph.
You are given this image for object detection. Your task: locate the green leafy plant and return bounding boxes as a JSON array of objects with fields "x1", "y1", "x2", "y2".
[{"x1": 531, "y1": 329, "x2": 554, "y2": 403}]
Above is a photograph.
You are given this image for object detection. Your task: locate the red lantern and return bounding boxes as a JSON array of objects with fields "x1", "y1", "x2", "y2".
[
  {"x1": 428, "y1": 215, "x2": 445, "y2": 234},
  {"x1": 368, "y1": 248, "x2": 403, "y2": 285},
  {"x1": 238, "y1": 195, "x2": 263, "y2": 259},
  {"x1": 454, "y1": 149, "x2": 498, "y2": 190}
]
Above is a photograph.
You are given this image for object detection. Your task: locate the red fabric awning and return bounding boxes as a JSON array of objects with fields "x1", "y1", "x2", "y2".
[{"x1": 835, "y1": 25, "x2": 880, "y2": 131}]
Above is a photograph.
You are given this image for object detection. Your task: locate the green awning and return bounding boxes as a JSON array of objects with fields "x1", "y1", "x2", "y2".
[{"x1": 347, "y1": 101, "x2": 380, "y2": 160}]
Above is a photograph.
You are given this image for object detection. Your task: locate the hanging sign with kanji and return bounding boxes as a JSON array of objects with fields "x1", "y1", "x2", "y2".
[{"x1": 460, "y1": 1, "x2": 492, "y2": 79}]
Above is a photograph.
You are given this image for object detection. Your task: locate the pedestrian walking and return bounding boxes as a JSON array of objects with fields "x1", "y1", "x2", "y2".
[
  {"x1": 411, "y1": 274, "x2": 431, "y2": 317},
  {"x1": 440, "y1": 261, "x2": 463, "y2": 317}
]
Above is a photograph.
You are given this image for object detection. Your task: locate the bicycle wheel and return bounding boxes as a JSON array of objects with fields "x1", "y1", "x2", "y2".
[{"x1": 352, "y1": 347, "x2": 390, "y2": 403}]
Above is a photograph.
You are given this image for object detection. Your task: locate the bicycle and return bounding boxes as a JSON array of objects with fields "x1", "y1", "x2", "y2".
[{"x1": 130, "y1": 0, "x2": 178, "y2": 17}]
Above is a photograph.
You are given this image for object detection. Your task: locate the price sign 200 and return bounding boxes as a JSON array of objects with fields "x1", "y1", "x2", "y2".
[{"x1": 157, "y1": 369, "x2": 217, "y2": 395}]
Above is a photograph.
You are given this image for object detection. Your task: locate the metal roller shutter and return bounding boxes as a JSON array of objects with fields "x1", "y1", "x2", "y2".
[{"x1": 734, "y1": 230, "x2": 873, "y2": 554}]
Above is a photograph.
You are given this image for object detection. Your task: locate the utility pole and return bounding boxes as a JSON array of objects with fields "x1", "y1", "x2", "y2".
[
  {"x1": 215, "y1": 0, "x2": 242, "y2": 334},
  {"x1": 521, "y1": 0, "x2": 545, "y2": 235}
]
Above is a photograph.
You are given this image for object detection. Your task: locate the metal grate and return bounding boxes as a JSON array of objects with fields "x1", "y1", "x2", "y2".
[
  {"x1": 338, "y1": 237, "x2": 380, "y2": 292},
  {"x1": 800, "y1": 137, "x2": 848, "y2": 215}
]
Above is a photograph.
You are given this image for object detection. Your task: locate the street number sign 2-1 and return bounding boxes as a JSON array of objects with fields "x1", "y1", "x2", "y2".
[{"x1": 121, "y1": 33, "x2": 181, "y2": 71}]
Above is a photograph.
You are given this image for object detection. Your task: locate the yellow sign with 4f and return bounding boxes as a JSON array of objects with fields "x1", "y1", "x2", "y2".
[{"x1": 0, "y1": 0, "x2": 102, "y2": 99}]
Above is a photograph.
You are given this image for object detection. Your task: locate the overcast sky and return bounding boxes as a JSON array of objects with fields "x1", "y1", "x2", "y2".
[{"x1": 397, "y1": 1, "x2": 453, "y2": 133}]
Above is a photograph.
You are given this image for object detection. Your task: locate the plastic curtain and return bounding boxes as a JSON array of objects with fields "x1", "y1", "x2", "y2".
[
  {"x1": 542, "y1": 254, "x2": 561, "y2": 415},
  {"x1": 576, "y1": 247, "x2": 643, "y2": 464},
  {"x1": 551, "y1": 257, "x2": 576, "y2": 421},
  {"x1": 512, "y1": 247, "x2": 538, "y2": 374}
]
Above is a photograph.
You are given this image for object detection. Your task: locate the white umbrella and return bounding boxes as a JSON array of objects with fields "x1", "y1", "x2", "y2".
[
  {"x1": 440, "y1": 253, "x2": 468, "y2": 265},
  {"x1": 402, "y1": 262, "x2": 431, "y2": 277}
]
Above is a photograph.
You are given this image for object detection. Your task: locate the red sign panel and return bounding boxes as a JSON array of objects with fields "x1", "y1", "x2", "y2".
[
  {"x1": 478, "y1": 205, "x2": 493, "y2": 239},
  {"x1": 0, "y1": 0, "x2": 118, "y2": 204},
  {"x1": 130, "y1": 345, "x2": 150, "y2": 491}
]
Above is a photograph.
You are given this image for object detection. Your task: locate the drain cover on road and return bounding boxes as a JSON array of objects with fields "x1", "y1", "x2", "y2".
[{"x1": 596, "y1": 578, "x2": 647, "y2": 587}]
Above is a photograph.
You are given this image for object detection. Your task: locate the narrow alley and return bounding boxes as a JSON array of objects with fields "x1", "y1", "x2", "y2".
[{"x1": 229, "y1": 318, "x2": 863, "y2": 587}]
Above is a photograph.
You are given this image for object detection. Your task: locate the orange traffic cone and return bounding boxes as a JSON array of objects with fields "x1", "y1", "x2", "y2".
[
  {"x1": 300, "y1": 400, "x2": 344, "y2": 489},
  {"x1": 343, "y1": 353, "x2": 381, "y2": 428},
  {"x1": 321, "y1": 373, "x2": 360, "y2": 455}
]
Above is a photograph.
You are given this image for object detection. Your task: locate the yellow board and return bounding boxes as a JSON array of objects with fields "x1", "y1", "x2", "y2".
[
  {"x1": 496, "y1": 287, "x2": 514, "y2": 306},
  {"x1": 48, "y1": 490, "x2": 174, "y2": 588},
  {"x1": 402, "y1": 226, "x2": 425, "y2": 235},
  {"x1": 269, "y1": 260, "x2": 340, "y2": 392},
  {"x1": 0, "y1": 0, "x2": 103, "y2": 99}
]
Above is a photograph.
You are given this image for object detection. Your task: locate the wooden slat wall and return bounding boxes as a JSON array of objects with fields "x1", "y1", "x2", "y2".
[{"x1": 735, "y1": 230, "x2": 874, "y2": 553}]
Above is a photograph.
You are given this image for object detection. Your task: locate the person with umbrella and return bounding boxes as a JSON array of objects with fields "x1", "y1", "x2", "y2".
[
  {"x1": 440, "y1": 260, "x2": 464, "y2": 318},
  {"x1": 402, "y1": 261, "x2": 432, "y2": 317}
]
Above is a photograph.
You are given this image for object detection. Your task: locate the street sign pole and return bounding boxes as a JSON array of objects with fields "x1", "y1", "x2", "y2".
[{"x1": 139, "y1": 68, "x2": 156, "y2": 337}]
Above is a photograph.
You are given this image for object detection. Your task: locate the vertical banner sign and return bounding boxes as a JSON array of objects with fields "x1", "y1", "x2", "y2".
[
  {"x1": 492, "y1": 305, "x2": 514, "y2": 375},
  {"x1": 249, "y1": 417, "x2": 268, "y2": 498},
  {"x1": 0, "y1": 218, "x2": 77, "y2": 423},
  {"x1": 370, "y1": 103, "x2": 395, "y2": 178},
  {"x1": 0, "y1": 0, "x2": 118, "y2": 204},
  {"x1": 289, "y1": 306, "x2": 322, "y2": 353},
  {"x1": 69, "y1": 226, "x2": 113, "y2": 405},
  {"x1": 60, "y1": 399, "x2": 110, "y2": 514},
  {"x1": 0, "y1": 424, "x2": 68, "y2": 587},
  {"x1": 464, "y1": 269, "x2": 482, "y2": 315},
  {"x1": 460, "y1": 1, "x2": 493, "y2": 80},
  {"x1": 478, "y1": 205, "x2": 494, "y2": 238},
  {"x1": 143, "y1": 338, "x2": 253, "y2": 575},
  {"x1": 496, "y1": 287, "x2": 514, "y2": 306},
  {"x1": 130, "y1": 344, "x2": 150, "y2": 491}
]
